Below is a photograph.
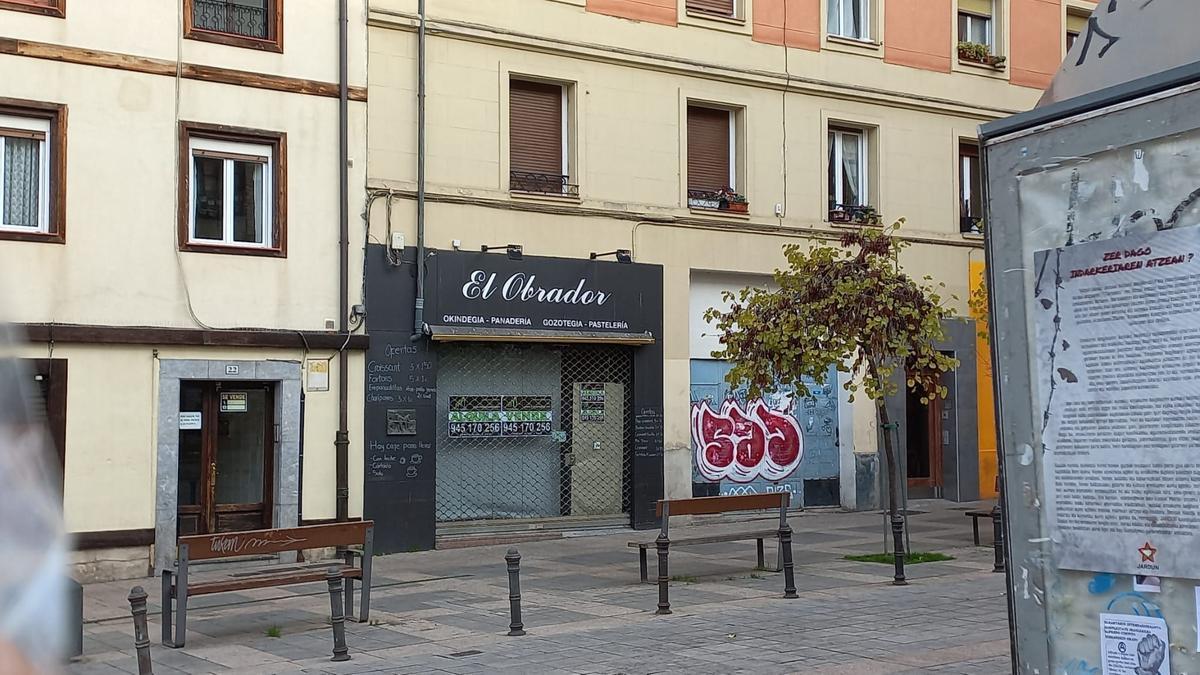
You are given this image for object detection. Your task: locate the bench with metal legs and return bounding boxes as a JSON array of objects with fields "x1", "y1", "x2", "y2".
[{"x1": 161, "y1": 522, "x2": 374, "y2": 648}]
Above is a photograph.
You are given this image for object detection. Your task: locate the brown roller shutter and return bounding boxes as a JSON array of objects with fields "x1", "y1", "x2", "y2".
[
  {"x1": 510, "y1": 80, "x2": 563, "y2": 180},
  {"x1": 686, "y1": 0, "x2": 735, "y2": 17},
  {"x1": 687, "y1": 105, "x2": 731, "y2": 193}
]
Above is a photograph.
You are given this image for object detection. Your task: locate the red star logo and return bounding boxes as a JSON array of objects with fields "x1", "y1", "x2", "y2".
[{"x1": 1138, "y1": 542, "x2": 1157, "y2": 563}]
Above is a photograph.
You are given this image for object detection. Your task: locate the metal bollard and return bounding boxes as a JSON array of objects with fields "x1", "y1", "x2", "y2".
[
  {"x1": 505, "y1": 548, "x2": 526, "y2": 636},
  {"x1": 991, "y1": 507, "x2": 1006, "y2": 573},
  {"x1": 127, "y1": 586, "x2": 154, "y2": 675},
  {"x1": 890, "y1": 514, "x2": 908, "y2": 586},
  {"x1": 655, "y1": 533, "x2": 671, "y2": 615},
  {"x1": 778, "y1": 524, "x2": 798, "y2": 599},
  {"x1": 325, "y1": 568, "x2": 351, "y2": 662}
]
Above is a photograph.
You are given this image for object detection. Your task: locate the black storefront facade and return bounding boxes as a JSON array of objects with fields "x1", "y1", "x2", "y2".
[{"x1": 363, "y1": 245, "x2": 665, "y2": 554}]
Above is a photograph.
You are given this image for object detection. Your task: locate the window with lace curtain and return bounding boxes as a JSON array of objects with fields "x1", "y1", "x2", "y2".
[{"x1": 0, "y1": 101, "x2": 64, "y2": 243}]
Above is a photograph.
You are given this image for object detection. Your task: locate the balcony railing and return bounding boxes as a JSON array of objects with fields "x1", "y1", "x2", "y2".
[
  {"x1": 193, "y1": 0, "x2": 269, "y2": 40},
  {"x1": 828, "y1": 203, "x2": 881, "y2": 225},
  {"x1": 509, "y1": 171, "x2": 579, "y2": 197},
  {"x1": 688, "y1": 188, "x2": 748, "y2": 213}
]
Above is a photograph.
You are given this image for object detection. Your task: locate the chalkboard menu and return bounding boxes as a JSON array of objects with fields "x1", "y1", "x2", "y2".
[
  {"x1": 364, "y1": 335, "x2": 438, "y2": 484},
  {"x1": 633, "y1": 407, "x2": 664, "y2": 458},
  {"x1": 448, "y1": 395, "x2": 553, "y2": 438}
]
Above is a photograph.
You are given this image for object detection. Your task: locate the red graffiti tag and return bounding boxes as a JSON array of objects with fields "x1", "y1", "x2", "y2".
[{"x1": 692, "y1": 399, "x2": 805, "y2": 483}]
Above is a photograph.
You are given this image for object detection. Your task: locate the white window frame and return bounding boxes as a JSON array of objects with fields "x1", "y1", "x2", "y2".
[
  {"x1": 728, "y1": 110, "x2": 737, "y2": 191},
  {"x1": 829, "y1": 127, "x2": 868, "y2": 209},
  {"x1": 959, "y1": 11, "x2": 993, "y2": 47},
  {"x1": 561, "y1": 86, "x2": 570, "y2": 185},
  {"x1": 0, "y1": 114, "x2": 51, "y2": 234},
  {"x1": 961, "y1": 149, "x2": 977, "y2": 216},
  {"x1": 188, "y1": 136, "x2": 274, "y2": 249},
  {"x1": 828, "y1": 0, "x2": 871, "y2": 41}
]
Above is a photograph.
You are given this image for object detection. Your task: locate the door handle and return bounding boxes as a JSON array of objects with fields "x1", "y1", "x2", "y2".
[{"x1": 208, "y1": 463, "x2": 217, "y2": 501}]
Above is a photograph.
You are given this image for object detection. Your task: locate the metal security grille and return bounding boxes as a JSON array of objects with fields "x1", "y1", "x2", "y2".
[
  {"x1": 435, "y1": 343, "x2": 634, "y2": 523},
  {"x1": 193, "y1": 0, "x2": 270, "y2": 39}
]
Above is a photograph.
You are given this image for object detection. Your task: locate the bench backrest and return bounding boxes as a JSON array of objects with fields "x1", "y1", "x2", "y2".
[
  {"x1": 656, "y1": 493, "x2": 789, "y2": 517},
  {"x1": 179, "y1": 521, "x2": 373, "y2": 561}
]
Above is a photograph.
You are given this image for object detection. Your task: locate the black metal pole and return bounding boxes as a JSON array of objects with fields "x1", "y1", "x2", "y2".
[
  {"x1": 778, "y1": 524, "x2": 798, "y2": 599},
  {"x1": 326, "y1": 568, "x2": 350, "y2": 662},
  {"x1": 891, "y1": 514, "x2": 908, "y2": 585},
  {"x1": 992, "y1": 506, "x2": 1006, "y2": 573},
  {"x1": 127, "y1": 586, "x2": 153, "y2": 675},
  {"x1": 505, "y1": 548, "x2": 525, "y2": 636},
  {"x1": 655, "y1": 532, "x2": 671, "y2": 615}
]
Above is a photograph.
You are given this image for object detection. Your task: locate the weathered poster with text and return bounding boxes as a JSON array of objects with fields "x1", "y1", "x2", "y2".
[{"x1": 1037, "y1": 227, "x2": 1200, "y2": 578}]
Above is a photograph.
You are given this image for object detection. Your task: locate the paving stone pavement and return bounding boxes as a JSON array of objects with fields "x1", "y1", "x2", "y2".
[{"x1": 69, "y1": 500, "x2": 1011, "y2": 674}]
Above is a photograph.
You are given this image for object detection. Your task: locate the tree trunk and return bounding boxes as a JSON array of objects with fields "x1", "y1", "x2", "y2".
[{"x1": 876, "y1": 394, "x2": 908, "y2": 585}]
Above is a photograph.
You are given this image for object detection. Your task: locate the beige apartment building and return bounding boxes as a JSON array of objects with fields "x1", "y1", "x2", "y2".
[
  {"x1": 0, "y1": 0, "x2": 368, "y2": 580},
  {"x1": 359, "y1": 0, "x2": 1095, "y2": 551}
]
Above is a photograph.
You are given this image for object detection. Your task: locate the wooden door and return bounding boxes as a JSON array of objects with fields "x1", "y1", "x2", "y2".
[
  {"x1": 177, "y1": 382, "x2": 275, "y2": 536},
  {"x1": 905, "y1": 385, "x2": 943, "y2": 492}
]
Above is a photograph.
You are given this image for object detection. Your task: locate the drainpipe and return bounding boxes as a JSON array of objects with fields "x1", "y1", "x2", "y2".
[
  {"x1": 412, "y1": 0, "x2": 427, "y2": 342},
  {"x1": 335, "y1": 0, "x2": 351, "y2": 523}
]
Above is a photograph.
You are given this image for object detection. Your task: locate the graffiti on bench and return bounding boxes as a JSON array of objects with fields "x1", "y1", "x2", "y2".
[{"x1": 205, "y1": 533, "x2": 308, "y2": 556}]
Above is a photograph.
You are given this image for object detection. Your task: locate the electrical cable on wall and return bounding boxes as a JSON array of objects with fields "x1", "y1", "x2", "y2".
[
  {"x1": 777, "y1": 0, "x2": 787, "y2": 220},
  {"x1": 170, "y1": 0, "x2": 219, "y2": 331}
]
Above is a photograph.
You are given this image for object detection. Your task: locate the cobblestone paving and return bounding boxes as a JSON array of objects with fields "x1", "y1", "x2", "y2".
[{"x1": 70, "y1": 500, "x2": 1010, "y2": 674}]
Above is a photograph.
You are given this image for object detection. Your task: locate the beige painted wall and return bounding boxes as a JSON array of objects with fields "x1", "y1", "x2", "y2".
[
  {"x1": 366, "y1": 15, "x2": 1021, "y2": 240},
  {"x1": 0, "y1": 60, "x2": 367, "y2": 330}
]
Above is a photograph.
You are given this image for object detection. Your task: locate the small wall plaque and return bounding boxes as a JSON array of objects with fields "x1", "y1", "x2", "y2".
[{"x1": 387, "y1": 409, "x2": 417, "y2": 436}]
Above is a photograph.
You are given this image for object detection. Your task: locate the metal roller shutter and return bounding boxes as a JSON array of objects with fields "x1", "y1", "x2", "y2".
[
  {"x1": 686, "y1": 0, "x2": 735, "y2": 17},
  {"x1": 687, "y1": 105, "x2": 731, "y2": 193},
  {"x1": 510, "y1": 79, "x2": 563, "y2": 178}
]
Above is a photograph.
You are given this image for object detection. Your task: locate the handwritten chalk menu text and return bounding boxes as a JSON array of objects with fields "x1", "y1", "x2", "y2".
[
  {"x1": 633, "y1": 407, "x2": 664, "y2": 458},
  {"x1": 448, "y1": 395, "x2": 553, "y2": 438}
]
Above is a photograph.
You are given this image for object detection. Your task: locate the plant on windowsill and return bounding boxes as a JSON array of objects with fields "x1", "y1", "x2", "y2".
[
  {"x1": 829, "y1": 204, "x2": 881, "y2": 226},
  {"x1": 725, "y1": 190, "x2": 749, "y2": 214},
  {"x1": 688, "y1": 187, "x2": 749, "y2": 214},
  {"x1": 957, "y1": 41, "x2": 1006, "y2": 68},
  {"x1": 960, "y1": 215, "x2": 984, "y2": 235}
]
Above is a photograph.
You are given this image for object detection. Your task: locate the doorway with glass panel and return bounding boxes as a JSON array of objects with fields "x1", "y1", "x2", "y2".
[{"x1": 177, "y1": 382, "x2": 275, "y2": 536}]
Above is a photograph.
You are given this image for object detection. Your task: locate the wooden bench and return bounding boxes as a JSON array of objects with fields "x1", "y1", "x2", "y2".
[
  {"x1": 161, "y1": 521, "x2": 374, "y2": 648},
  {"x1": 630, "y1": 493, "x2": 798, "y2": 614}
]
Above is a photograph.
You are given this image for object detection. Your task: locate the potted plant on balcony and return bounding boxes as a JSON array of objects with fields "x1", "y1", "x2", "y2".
[
  {"x1": 723, "y1": 190, "x2": 749, "y2": 214},
  {"x1": 958, "y1": 41, "x2": 1006, "y2": 68},
  {"x1": 829, "y1": 205, "x2": 852, "y2": 223},
  {"x1": 850, "y1": 205, "x2": 882, "y2": 226}
]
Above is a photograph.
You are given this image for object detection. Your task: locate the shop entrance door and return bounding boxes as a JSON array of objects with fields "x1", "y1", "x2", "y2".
[
  {"x1": 568, "y1": 381, "x2": 625, "y2": 516},
  {"x1": 177, "y1": 382, "x2": 275, "y2": 536}
]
